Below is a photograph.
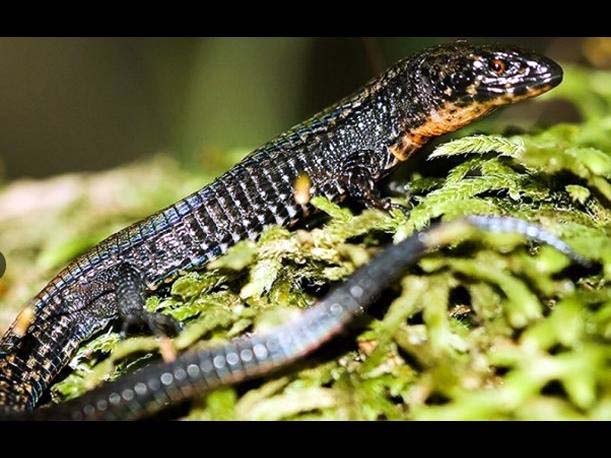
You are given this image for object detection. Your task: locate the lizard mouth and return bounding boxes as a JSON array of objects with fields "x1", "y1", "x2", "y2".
[{"x1": 520, "y1": 59, "x2": 563, "y2": 96}]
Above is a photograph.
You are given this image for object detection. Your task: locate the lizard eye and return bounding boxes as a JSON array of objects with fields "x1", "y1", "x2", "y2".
[{"x1": 490, "y1": 58, "x2": 507, "y2": 76}]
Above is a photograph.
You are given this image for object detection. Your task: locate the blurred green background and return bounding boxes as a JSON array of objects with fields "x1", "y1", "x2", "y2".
[{"x1": 0, "y1": 37, "x2": 608, "y2": 179}]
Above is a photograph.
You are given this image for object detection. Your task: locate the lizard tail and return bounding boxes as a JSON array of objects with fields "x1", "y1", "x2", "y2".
[{"x1": 0, "y1": 311, "x2": 83, "y2": 411}]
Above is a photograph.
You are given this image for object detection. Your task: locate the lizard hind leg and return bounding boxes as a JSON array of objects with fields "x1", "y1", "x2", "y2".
[{"x1": 115, "y1": 263, "x2": 181, "y2": 338}]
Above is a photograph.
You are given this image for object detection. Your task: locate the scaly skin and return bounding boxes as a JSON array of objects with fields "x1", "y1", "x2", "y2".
[{"x1": 0, "y1": 41, "x2": 563, "y2": 415}]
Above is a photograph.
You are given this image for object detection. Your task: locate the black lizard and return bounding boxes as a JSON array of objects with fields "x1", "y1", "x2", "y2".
[{"x1": 0, "y1": 40, "x2": 564, "y2": 416}]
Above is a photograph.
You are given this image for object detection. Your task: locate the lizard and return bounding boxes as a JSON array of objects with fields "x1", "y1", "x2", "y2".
[{"x1": 0, "y1": 40, "x2": 564, "y2": 416}]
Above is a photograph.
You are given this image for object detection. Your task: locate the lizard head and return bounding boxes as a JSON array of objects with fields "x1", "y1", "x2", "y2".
[
  {"x1": 417, "y1": 40, "x2": 563, "y2": 109},
  {"x1": 388, "y1": 41, "x2": 563, "y2": 160}
]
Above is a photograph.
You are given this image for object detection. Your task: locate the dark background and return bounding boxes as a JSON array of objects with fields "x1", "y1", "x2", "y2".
[{"x1": 0, "y1": 37, "x2": 602, "y2": 179}]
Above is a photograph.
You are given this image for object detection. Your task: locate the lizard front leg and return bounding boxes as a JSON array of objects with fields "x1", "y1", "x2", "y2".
[
  {"x1": 115, "y1": 263, "x2": 181, "y2": 338},
  {"x1": 337, "y1": 150, "x2": 410, "y2": 214}
]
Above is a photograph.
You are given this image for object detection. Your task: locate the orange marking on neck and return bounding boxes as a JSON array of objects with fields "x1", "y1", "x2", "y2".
[{"x1": 389, "y1": 101, "x2": 495, "y2": 161}]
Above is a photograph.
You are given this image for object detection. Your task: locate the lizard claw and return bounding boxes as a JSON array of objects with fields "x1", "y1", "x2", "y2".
[
  {"x1": 120, "y1": 311, "x2": 182, "y2": 339},
  {"x1": 146, "y1": 312, "x2": 183, "y2": 337},
  {"x1": 370, "y1": 197, "x2": 411, "y2": 218},
  {"x1": 388, "y1": 201, "x2": 411, "y2": 218}
]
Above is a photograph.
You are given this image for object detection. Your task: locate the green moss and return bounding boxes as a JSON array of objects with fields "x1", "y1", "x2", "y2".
[{"x1": 1, "y1": 65, "x2": 610, "y2": 420}]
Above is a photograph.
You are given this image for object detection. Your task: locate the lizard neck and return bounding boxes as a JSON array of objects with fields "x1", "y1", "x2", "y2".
[{"x1": 388, "y1": 100, "x2": 497, "y2": 162}]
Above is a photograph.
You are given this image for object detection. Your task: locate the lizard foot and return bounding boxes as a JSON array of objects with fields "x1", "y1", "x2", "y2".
[{"x1": 120, "y1": 310, "x2": 182, "y2": 339}]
